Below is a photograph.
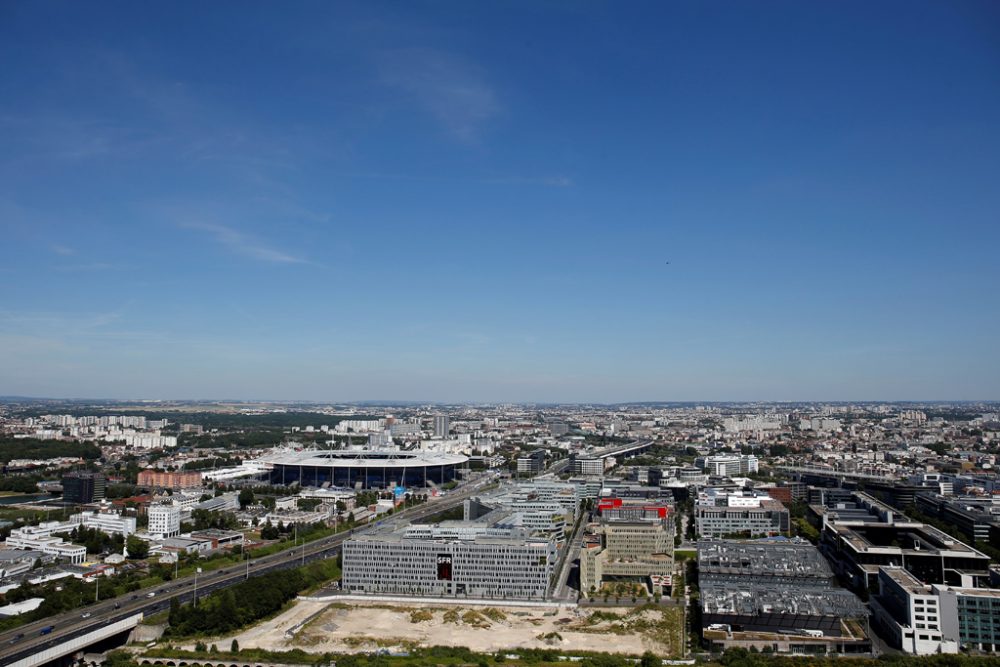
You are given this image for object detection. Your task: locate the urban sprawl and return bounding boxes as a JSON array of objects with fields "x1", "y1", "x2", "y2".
[{"x1": 1, "y1": 401, "x2": 1000, "y2": 665}]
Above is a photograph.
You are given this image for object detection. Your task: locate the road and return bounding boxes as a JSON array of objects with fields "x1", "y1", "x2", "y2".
[
  {"x1": 551, "y1": 507, "x2": 589, "y2": 600},
  {"x1": 0, "y1": 479, "x2": 491, "y2": 666}
]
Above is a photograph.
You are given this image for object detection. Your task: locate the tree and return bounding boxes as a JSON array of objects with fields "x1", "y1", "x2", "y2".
[
  {"x1": 640, "y1": 652, "x2": 661, "y2": 667},
  {"x1": 104, "y1": 650, "x2": 139, "y2": 667},
  {"x1": 169, "y1": 596, "x2": 181, "y2": 626},
  {"x1": 260, "y1": 520, "x2": 279, "y2": 541},
  {"x1": 125, "y1": 535, "x2": 149, "y2": 559},
  {"x1": 231, "y1": 639, "x2": 239, "y2": 653},
  {"x1": 238, "y1": 488, "x2": 255, "y2": 509}
]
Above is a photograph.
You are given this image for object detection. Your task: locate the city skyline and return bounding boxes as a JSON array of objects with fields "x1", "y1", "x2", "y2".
[{"x1": 2, "y1": 1, "x2": 999, "y2": 402}]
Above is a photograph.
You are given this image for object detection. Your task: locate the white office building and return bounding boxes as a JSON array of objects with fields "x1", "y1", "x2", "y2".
[
  {"x1": 4, "y1": 524, "x2": 87, "y2": 564},
  {"x1": 71, "y1": 510, "x2": 136, "y2": 536},
  {"x1": 148, "y1": 504, "x2": 182, "y2": 539},
  {"x1": 343, "y1": 519, "x2": 556, "y2": 600},
  {"x1": 696, "y1": 454, "x2": 759, "y2": 477}
]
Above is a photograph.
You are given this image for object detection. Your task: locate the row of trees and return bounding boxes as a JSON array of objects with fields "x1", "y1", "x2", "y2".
[
  {"x1": 56, "y1": 525, "x2": 125, "y2": 555},
  {"x1": 165, "y1": 558, "x2": 339, "y2": 637},
  {"x1": 0, "y1": 437, "x2": 102, "y2": 464}
]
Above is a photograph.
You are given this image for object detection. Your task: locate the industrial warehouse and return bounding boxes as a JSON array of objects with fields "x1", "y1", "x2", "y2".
[{"x1": 266, "y1": 448, "x2": 469, "y2": 488}]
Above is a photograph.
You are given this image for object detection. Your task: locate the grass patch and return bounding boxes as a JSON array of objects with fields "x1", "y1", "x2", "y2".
[
  {"x1": 482, "y1": 607, "x2": 507, "y2": 622},
  {"x1": 409, "y1": 609, "x2": 433, "y2": 623},
  {"x1": 461, "y1": 609, "x2": 490, "y2": 628}
]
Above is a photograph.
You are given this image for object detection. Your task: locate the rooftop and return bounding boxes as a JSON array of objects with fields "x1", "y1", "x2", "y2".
[
  {"x1": 698, "y1": 539, "x2": 833, "y2": 582},
  {"x1": 268, "y1": 448, "x2": 468, "y2": 467},
  {"x1": 700, "y1": 584, "x2": 869, "y2": 618}
]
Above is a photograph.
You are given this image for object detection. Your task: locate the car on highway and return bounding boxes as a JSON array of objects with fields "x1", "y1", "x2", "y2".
[
  {"x1": 81, "y1": 612, "x2": 92, "y2": 618},
  {"x1": 146, "y1": 592, "x2": 156, "y2": 598},
  {"x1": 8, "y1": 632, "x2": 25, "y2": 644},
  {"x1": 40, "y1": 626, "x2": 54, "y2": 635}
]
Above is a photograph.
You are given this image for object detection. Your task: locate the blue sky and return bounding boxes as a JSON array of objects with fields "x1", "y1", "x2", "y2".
[{"x1": 1, "y1": 1, "x2": 999, "y2": 402}]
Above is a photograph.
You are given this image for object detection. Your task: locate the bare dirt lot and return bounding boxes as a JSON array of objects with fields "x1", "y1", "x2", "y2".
[{"x1": 182, "y1": 600, "x2": 683, "y2": 657}]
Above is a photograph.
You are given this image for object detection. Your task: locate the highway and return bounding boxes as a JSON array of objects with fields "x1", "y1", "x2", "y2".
[{"x1": 0, "y1": 479, "x2": 491, "y2": 666}]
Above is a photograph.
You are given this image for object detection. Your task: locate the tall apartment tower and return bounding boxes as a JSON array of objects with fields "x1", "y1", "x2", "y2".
[{"x1": 433, "y1": 415, "x2": 450, "y2": 438}]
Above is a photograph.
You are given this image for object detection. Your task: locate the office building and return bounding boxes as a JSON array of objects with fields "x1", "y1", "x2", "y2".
[
  {"x1": 696, "y1": 454, "x2": 759, "y2": 477},
  {"x1": 870, "y1": 566, "x2": 956, "y2": 655},
  {"x1": 62, "y1": 472, "x2": 106, "y2": 504},
  {"x1": 148, "y1": 504, "x2": 182, "y2": 539},
  {"x1": 696, "y1": 489, "x2": 789, "y2": 537},
  {"x1": 580, "y1": 515, "x2": 673, "y2": 596},
  {"x1": 71, "y1": 509, "x2": 136, "y2": 536},
  {"x1": 4, "y1": 523, "x2": 87, "y2": 564},
  {"x1": 342, "y1": 517, "x2": 556, "y2": 600},
  {"x1": 548, "y1": 422, "x2": 569, "y2": 437},
  {"x1": 516, "y1": 449, "x2": 546, "y2": 475},
  {"x1": 816, "y1": 492, "x2": 991, "y2": 592},
  {"x1": 573, "y1": 457, "x2": 606, "y2": 476}
]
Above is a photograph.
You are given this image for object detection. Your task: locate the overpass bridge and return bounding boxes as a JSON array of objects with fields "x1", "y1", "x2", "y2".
[
  {"x1": 775, "y1": 465, "x2": 895, "y2": 484},
  {"x1": 593, "y1": 439, "x2": 655, "y2": 460},
  {"x1": 5, "y1": 613, "x2": 143, "y2": 667}
]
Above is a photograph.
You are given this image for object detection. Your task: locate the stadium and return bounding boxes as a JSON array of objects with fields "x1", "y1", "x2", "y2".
[{"x1": 267, "y1": 449, "x2": 469, "y2": 489}]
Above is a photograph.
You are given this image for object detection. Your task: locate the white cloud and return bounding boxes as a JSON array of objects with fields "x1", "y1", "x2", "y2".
[
  {"x1": 378, "y1": 48, "x2": 500, "y2": 143},
  {"x1": 181, "y1": 221, "x2": 310, "y2": 264}
]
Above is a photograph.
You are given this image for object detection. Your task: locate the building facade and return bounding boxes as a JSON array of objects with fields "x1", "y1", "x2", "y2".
[
  {"x1": 517, "y1": 450, "x2": 546, "y2": 475},
  {"x1": 696, "y1": 496, "x2": 789, "y2": 538},
  {"x1": 343, "y1": 523, "x2": 556, "y2": 600},
  {"x1": 137, "y1": 469, "x2": 203, "y2": 490},
  {"x1": 62, "y1": 472, "x2": 106, "y2": 504},
  {"x1": 433, "y1": 415, "x2": 450, "y2": 438},
  {"x1": 148, "y1": 504, "x2": 182, "y2": 539},
  {"x1": 580, "y1": 517, "x2": 673, "y2": 595}
]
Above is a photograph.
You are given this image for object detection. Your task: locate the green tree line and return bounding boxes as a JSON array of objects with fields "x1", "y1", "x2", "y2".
[{"x1": 165, "y1": 558, "x2": 340, "y2": 637}]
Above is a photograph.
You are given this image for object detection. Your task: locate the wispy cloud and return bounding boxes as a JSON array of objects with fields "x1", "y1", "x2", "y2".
[
  {"x1": 483, "y1": 175, "x2": 575, "y2": 188},
  {"x1": 378, "y1": 48, "x2": 499, "y2": 143},
  {"x1": 51, "y1": 244, "x2": 76, "y2": 255},
  {"x1": 54, "y1": 262, "x2": 124, "y2": 272},
  {"x1": 181, "y1": 221, "x2": 310, "y2": 264}
]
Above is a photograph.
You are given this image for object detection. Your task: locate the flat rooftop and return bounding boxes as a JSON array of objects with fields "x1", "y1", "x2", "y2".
[
  {"x1": 698, "y1": 539, "x2": 832, "y2": 581},
  {"x1": 700, "y1": 584, "x2": 869, "y2": 618},
  {"x1": 833, "y1": 522, "x2": 989, "y2": 559},
  {"x1": 879, "y1": 566, "x2": 929, "y2": 594}
]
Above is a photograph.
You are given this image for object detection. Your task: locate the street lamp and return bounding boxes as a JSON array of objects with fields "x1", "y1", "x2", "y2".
[{"x1": 194, "y1": 567, "x2": 202, "y2": 606}]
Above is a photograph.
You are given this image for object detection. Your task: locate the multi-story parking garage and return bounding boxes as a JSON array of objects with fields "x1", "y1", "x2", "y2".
[{"x1": 267, "y1": 449, "x2": 468, "y2": 489}]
